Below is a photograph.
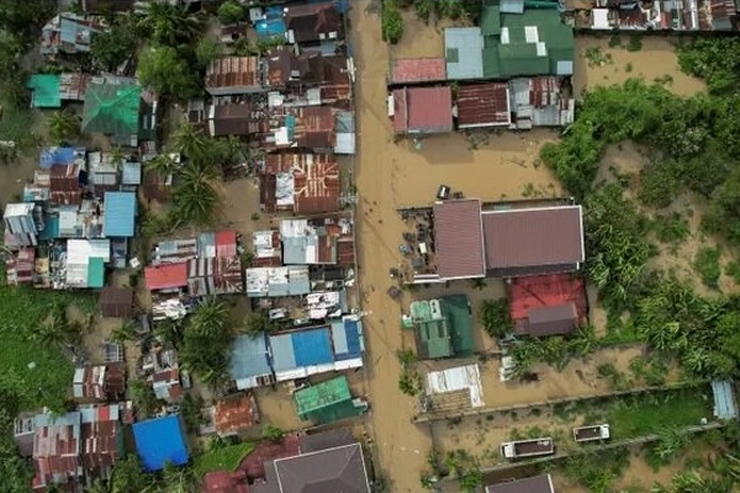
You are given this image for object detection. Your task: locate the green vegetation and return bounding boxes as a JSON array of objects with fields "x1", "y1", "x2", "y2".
[
  {"x1": 47, "y1": 108, "x2": 81, "y2": 145},
  {"x1": 558, "y1": 449, "x2": 631, "y2": 493},
  {"x1": 412, "y1": 0, "x2": 482, "y2": 23},
  {"x1": 693, "y1": 246, "x2": 721, "y2": 289},
  {"x1": 192, "y1": 441, "x2": 255, "y2": 478},
  {"x1": 382, "y1": 0, "x2": 404, "y2": 44},
  {"x1": 627, "y1": 34, "x2": 643, "y2": 52},
  {"x1": 217, "y1": 1, "x2": 246, "y2": 25},
  {"x1": 262, "y1": 424, "x2": 285, "y2": 442},
  {"x1": 444, "y1": 449, "x2": 482, "y2": 493},
  {"x1": 91, "y1": 14, "x2": 139, "y2": 71},
  {"x1": 652, "y1": 212, "x2": 690, "y2": 245},
  {"x1": 479, "y1": 298, "x2": 513, "y2": 339},
  {"x1": 397, "y1": 349, "x2": 422, "y2": 396}
]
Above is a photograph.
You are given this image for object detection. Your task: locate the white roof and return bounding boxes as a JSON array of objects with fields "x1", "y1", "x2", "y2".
[
  {"x1": 3, "y1": 202, "x2": 33, "y2": 218},
  {"x1": 67, "y1": 239, "x2": 111, "y2": 263},
  {"x1": 426, "y1": 364, "x2": 484, "y2": 408},
  {"x1": 592, "y1": 9, "x2": 610, "y2": 29}
]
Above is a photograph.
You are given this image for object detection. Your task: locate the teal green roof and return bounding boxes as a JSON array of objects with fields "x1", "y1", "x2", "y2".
[
  {"x1": 27, "y1": 74, "x2": 61, "y2": 108},
  {"x1": 416, "y1": 319, "x2": 453, "y2": 360},
  {"x1": 87, "y1": 257, "x2": 105, "y2": 288},
  {"x1": 294, "y1": 376, "x2": 363, "y2": 425},
  {"x1": 442, "y1": 295, "x2": 475, "y2": 357},
  {"x1": 480, "y1": 4, "x2": 501, "y2": 36},
  {"x1": 482, "y1": 46, "x2": 501, "y2": 79},
  {"x1": 499, "y1": 43, "x2": 550, "y2": 77},
  {"x1": 82, "y1": 81, "x2": 142, "y2": 146},
  {"x1": 412, "y1": 296, "x2": 474, "y2": 359}
]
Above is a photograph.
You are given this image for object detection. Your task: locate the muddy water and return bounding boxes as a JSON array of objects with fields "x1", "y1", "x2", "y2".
[
  {"x1": 389, "y1": 8, "x2": 462, "y2": 59},
  {"x1": 573, "y1": 36, "x2": 706, "y2": 98}
]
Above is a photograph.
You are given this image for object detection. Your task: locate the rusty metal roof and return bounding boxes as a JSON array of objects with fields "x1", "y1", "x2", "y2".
[
  {"x1": 433, "y1": 199, "x2": 486, "y2": 279},
  {"x1": 99, "y1": 286, "x2": 134, "y2": 318},
  {"x1": 457, "y1": 83, "x2": 511, "y2": 128},
  {"x1": 214, "y1": 393, "x2": 260, "y2": 435},
  {"x1": 390, "y1": 58, "x2": 446, "y2": 84},
  {"x1": 284, "y1": 2, "x2": 344, "y2": 44},
  {"x1": 393, "y1": 87, "x2": 453, "y2": 134},
  {"x1": 481, "y1": 205, "x2": 584, "y2": 274},
  {"x1": 206, "y1": 56, "x2": 261, "y2": 90}
]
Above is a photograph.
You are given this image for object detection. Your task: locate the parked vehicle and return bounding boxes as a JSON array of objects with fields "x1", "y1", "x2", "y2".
[
  {"x1": 573, "y1": 424, "x2": 610, "y2": 443},
  {"x1": 500, "y1": 437, "x2": 554, "y2": 459}
]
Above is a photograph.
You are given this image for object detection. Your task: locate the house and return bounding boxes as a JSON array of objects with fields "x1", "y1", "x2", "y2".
[
  {"x1": 456, "y1": 83, "x2": 511, "y2": 128},
  {"x1": 99, "y1": 286, "x2": 134, "y2": 318},
  {"x1": 31, "y1": 405, "x2": 124, "y2": 491},
  {"x1": 41, "y1": 14, "x2": 103, "y2": 56},
  {"x1": 283, "y1": 2, "x2": 344, "y2": 44},
  {"x1": 82, "y1": 78, "x2": 142, "y2": 147},
  {"x1": 214, "y1": 393, "x2": 260, "y2": 437},
  {"x1": 89, "y1": 152, "x2": 121, "y2": 194},
  {"x1": 231, "y1": 334, "x2": 275, "y2": 390},
  {"x1": 392, "y1": 87, "x2": 453, "y2": 135},
  {"x1": 508, "y1": 77, "x2": 574, "y2": 129},
  {"x1": 258, "y1": 442, "x2": 371, "y2": 493},
  {"x1": 256, "y1": 106, "x2": 337, "y2": 151},
  {"x1": 252, "y1": 230, "x2": 282, "y2": 267},
  {"x1": 3, "y1": 203, "x2": 38, "y2": 248},
  {"x1": 280, "y1": 217, "x2": 354, "y2": 265},
  {"x1": 26, "y1": 73, "x2": 89, "y2": 108},
  {"x1": 389, "y1": 57, "x2": 447, "y2": 85},
  {"x1": 486, "y1": 474, "x2": 556, "y2": 493},
  {"x1": 144, "y1": 262, "x2": 189, "y2": 292},
  {"x1": 132, "y1": 415, "x2": 189, "y2": 472},
  {"x1": 445, "y1": 28, "x2": 485, "y2": 80},
  {"x1": 151, "y1": 236, "x2": 198, "y2": 265},
  {"x1": 429, "y1": 199, "x2": 486, "y2": 281},
  {"x1": 6, "y1": 248, "x2": 35, "y2": 285},
  {"x1": 508, "y1": 274, "x2": 588, "y2": 337},
  {"x1": 425, "y1": 364, "x2": 484, "y2": 410},
  {"x1": 481, "y1": 205, "x2": 584, "y2": 278},
  {"x1": 261, "y1": 154, "x2": 341, "y2": 214},
  {"x1": 49, "y1": 161, "x2": 84, "y2": 206},
  {"x1": 142, "y1": 348, "x2": 185, "y2": 402},
  {"x1": 104, "y1": 191, "x2": 137, "y2": 237},
  {"x1": 246, "y1": 265, "x2": 311, "y2": 298},
  {"x1": 294, "y1": 375, "x2": 367, "y2": 425},
  {"x1": 121, "y1": 161, "x2": 142, "y2": 187},
  {"x1": 73, "y1": 363, "x2": 127, "y2": 401},
  {"x1": 410, "y1": 295, "x2": 475, "y2": 360},
  {"x1": 205, "y1": 56, "x2": 263, "y2": 96},
  {"x1": 187, "y1": 256, "x2": 244, "y2": 296},
  {"x1": 64, "y1": 239, "x2": 110, "y2": 289}
]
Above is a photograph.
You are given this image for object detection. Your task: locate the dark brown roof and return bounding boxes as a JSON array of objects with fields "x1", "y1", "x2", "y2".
[
  {"x1": 49, "y1": 164, "x2": 82, "y2": 206},
  {"x1": 99, "y1": 286, "x2": 134, "y2": 318},
  {"x1": 214, "y1": 393, "x2": 260, "y2": 435},
  {"x1": 390, "y1": 58, "x2": 446, "y2": 84},
  {"x1": 206, "y1": 57, "x2": 261, "y2": 90},
  {"x1": 486, "y1": 474, "x2": 555, "y2": 493},
  {"x1": 481, "y1": 206, "x2": 584, "y2": 274},
  {"x1": 526, "y1": 303, "x2": 577, "y2": 337},
  {"x1": 299, "y1": 428, "x2": 354, "y2": 454},
  {"x1": 457, "y1": 83, "x2": 511, "y2": 128},
  {"x1": 212, "y1": 104, "x2": 252, "y2": 137},
  {"x1": 272, "y1": 443, "x2": 370, "y2": 493},
  {"x1": 284, "y1": 2, "x2": 344, "y2": 44},
  {"x1": 433, "y1": 199, "x2": 485, "y2": 279}
]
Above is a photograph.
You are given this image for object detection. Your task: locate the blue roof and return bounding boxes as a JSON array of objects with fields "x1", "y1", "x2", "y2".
[
  {"x1": 271, "y1": 327, "x2": 334, "y2": 372},
  {"x1": 230, "y1": 334, "x2": 273, "y2": 380},
  {"x1": 104, "y1": 191, "x2": 137, "y2": 237},
  {"x1": 255, "y1": 18, "x2": 286, "y2": 39},
  {"x1": 331, "y1": 318, "x2": 363, "y2": 361},
  {"x1": 132, "y1": 415, "x2": 189, "y2": 471},
  {"x1": 38, "y1": 215, "x2": 60, "y2": 241},
  {"x1": 39, "y1": 147, "x2": 76, "y2": 169},
  {"x1": 712, "y1": 380, "x2": 738, "y2": 420}
]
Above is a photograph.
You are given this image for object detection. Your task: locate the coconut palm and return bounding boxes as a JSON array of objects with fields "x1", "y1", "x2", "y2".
[
  {"x1": 85, "y1": 478, "x2": 110, "y2": 493},
  {"x1": 161, "y1": 461, "x2": 196, "y2": 493},
  {"x1": 189, "y1": 298, "x2": 229, "y2": 339},
  {"x1": 137, "y1": 3, "x2": 202, "y2": 47},
  {"x1": 145, "y1": 153, "x2": 178, "y2": 179},
  {"x1": 172, "y1": 166, "x2": 220, "y2": 226},
  {"x1": 47, "y1": 108, "x2": 80, "y2": 145},
  {"x1": 172, "y1": 122, "x2": 211, "y2": 168}
]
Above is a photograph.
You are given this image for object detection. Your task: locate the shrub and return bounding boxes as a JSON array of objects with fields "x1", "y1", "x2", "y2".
[
  {"x1": 693, "y1": 246, "x2": 721, "y2": 289},
  {"x1": 627, "y1": 34, "x2": 642, "y2": 52},
  {"x1": 652, "y1": 213, "x2": 690, "y2": 245},
  {"x1": 217, "y1": 1, "x2": 245, "y2": 24},
  {"x1": 382, "y1": 0, "x2": 404, "y2": 44}
]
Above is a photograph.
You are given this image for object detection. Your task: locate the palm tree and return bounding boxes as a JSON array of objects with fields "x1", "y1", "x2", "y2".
[
  {"x1": 189, "y1": 298, "x2": 229, "y2": 338},
  {"x1": 47, "y1": 108, "x2": 80, "y2": 145},
  {"x1": 145, "y1": 153, "x2": 178, "y2": 180},
  {"x1": 172, "y1": 166, "x2": 220, "y2": 226},
  {"x1": 109, "y1": 146, "x2": 126, "y2": 169},
  {"x1": 161, "y1": 461, "x2": 196, "y2": 493},
  {"x1": 137, "y1": 3, "x2": 202, "y2": 47},
  {"x1": 85, "y1": 478, "x2": 110, "y2": 493},
  {"x1": 173, "y1": 122, "x2": 210, "y2": 167}
]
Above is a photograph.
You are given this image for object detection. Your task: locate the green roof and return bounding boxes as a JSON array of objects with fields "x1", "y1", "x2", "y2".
[
  {"x1": 294, "y1": 376, "x2": 364, "y2": 425},
  {"x1": 442, "y1": 295, "x2": 475, "y2": 357},
  {"x1": 412, "y1": 296, "x2": 474, "y2": 360},
  {"x1": 87, "y1": 257, "x2": 105, "y2": 288},
  {"x1": 27, "y1": 74, "x2": 61, "y2": 108},
  {"x1": 480, "y1": 3, "x2": 501, "y2": 36},
  {"x1": 498, "y1": 43, "x2": 550, "y2": 77},
  {"x1": 82, "y1": 81, "x2": 142, "y2": 146},
  {"x1": 416, "y1": 319, "x2": 454, "y2": 360}
]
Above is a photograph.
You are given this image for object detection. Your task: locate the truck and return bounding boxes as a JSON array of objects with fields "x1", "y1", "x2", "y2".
[
  {"x1": 500, "y1": 437, "x2": 555, "y2": 459},
  {"x1": 573, "y1": 424, "x2": 610, "y2": 443}
]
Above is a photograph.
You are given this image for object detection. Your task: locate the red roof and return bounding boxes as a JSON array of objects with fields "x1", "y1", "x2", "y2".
[
  {"x1": 214, "y1": 393, "x2": 260, "y2": 435},
  {"x1": 144, "y1": 262, "x2": 188, "y2": 290},
  {"x1": 433, "y1": 199, "x2": 485, "y2": 280},
  {"x1": 457, "y1": 83, "x2": 511, "y2": 128},
  {"x1": 393, "y1": 87, "x2": 453, "y2": 135},
  {"x1": 508, "y1": 274, "x2": 587, "y2": 336},
  {"x1": 202, "y1": 470, "x2": 250, "y2": 493},
  {"x1": 390, "y1": 58, "x2": 446, "y2": 84},
  {"x1": 481, "y1": 205, "x2": 584, "y2": 277},
  {"x1": 216, "y1": 230, "x2": 238, "y2": 258}
]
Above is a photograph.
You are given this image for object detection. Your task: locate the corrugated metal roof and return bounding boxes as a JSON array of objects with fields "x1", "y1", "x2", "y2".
[
  {"x1": 332, "y1": 317, "x2": 363, "y2": 361},
  {"x1": 214, "y1": 393, "x2": 260, "y2": 434},
  {"x1": 294, "y1": 376, "x2": 351, "y2": 415},
  {"x1": 394, "y1": 87, "x2": 454, "y2": 134},
  {"x1": 27, "y1": 74, "x2": 61, "y2": 108},
  {"x1": 144, "y1": 262, "x2": 188, "y2": 291},
  {"x1": 433, "y1": 199, "x2": 486, "y2": 280},
  {"x1": 121, "y1": 161, "x2": 142, "y2": 185},
  {"x1": 445, "y1": 28, "x2": 484, "y2": 80},
  {"x1": 390, "y1": 57, "x2": 446, "y2": 84},
  {"x1": 205, "y1": 56, "x2": 261, "y2": 93},
  {"x1": 230, "y1": 334, "x2": 273, "y2": 386},
  {"x1": 426, "y1": 364, "x2": 484, "y2": 408},
  {"x1": 486, "y1": 474, "x2": 554, "y2": 493},
  {"x1": 457, "y1": 83, "x2": 511, "y2": 128},
  {"x1": 104, "y1": 191, "x2": 136, "y2": 237},
  {"x1": 712, "y1": 380, "x2": 738, "y2": 420}
]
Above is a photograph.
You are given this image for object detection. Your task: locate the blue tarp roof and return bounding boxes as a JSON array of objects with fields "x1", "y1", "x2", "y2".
[
  {"x1": 255, "y1": 18, "x2": 286, "y2": 39},
  {"x1": 331, "y1": 318, "x2": 363, "y2": 361},
  {"x1": 39, "y1": 147, "x2": 76, "y2": 169},
  {"x1": 133, "y1": 415, "x2": 189, "y2": 471},
  {"x1": 104, "y1": 191, "x2": 137, "y2": 237},
  {"x1": 230, "y1": 334, "x2": 273, "y2": 380},
  {"x1": 712, "y1": 380, "x2": 738, "y2": 420},
  {"x1": 271, "y1": 327, "x2": 334, "y2": 371}
]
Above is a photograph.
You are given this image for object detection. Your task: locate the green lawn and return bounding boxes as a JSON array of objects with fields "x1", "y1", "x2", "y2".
[
  {"x1": 0, "y1": 277, "x2": 97, "y2": 412},
  {"x1": 603, "y1": 387, "x2": 712, "y2": 438},
  {"x1": 192, "y1": 442, "x2": 256, "y2": 478}
]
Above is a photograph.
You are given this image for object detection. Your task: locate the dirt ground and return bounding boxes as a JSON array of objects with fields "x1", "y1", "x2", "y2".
[{"x1": 573, "y1": 36, "x2": 706, "y2": 97}]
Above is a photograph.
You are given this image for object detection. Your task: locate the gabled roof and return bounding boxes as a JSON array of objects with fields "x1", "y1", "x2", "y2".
[
  {"x1": 393, "y1": 87, "x2": 453, "y2": 135},
  {"x1": 284, "y1": 2, "x2": 344, "y2": 44},
  {"x1": 144, "y1": 262, "x2": 188, "y2": 291},
  {"x1": 481, "y1": 205, "x2": 584, "y2": 277},
  {"x1": 206, "y1": 56, "x2": 262, "y2": 94},
  {"x1": 486, "y1": 474, "x2": 555, "y2": 493},
  {"x1": 272, "y1": 443, "x2": 370, "y2": 493},
  {"x1": 214, "y1": 393, "x2": 260, "y2": 435},
  {"x1": 456, "y1": 83, "x2": 511, "y2": 128},
  {"x1": 433, "y1": 199, "x2": 486, "y2": 280},
  {"x1": 82, "y1": 80, "x2": 141, "y2": 146},
  {"x1": 390, "y1": 58, "x2": 446, "y2": 85}
]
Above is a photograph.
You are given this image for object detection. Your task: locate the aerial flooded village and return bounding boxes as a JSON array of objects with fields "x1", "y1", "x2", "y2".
[{"x1": 0, "y1": 0, "x2": 739, "y2": 492}]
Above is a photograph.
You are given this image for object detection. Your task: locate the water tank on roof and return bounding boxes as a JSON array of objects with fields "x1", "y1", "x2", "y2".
[{"x1": 429, "y1": 299, "x2": 443, "y2": 320}]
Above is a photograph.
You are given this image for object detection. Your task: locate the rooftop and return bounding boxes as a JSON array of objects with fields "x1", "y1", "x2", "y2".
[
  {"x1": 456, "y1": 83, "x2": 511, "y2": 128},
  {"x1": 412, "y1": 294, "x2": 475, "y2": 359},
  {"x1": 294, "y1": 375, "x2": 362, "y2": 425},
  {"x1": 230, "y1": 334, "x2": 273, "y2": 391},
  {"x1": 246, "y1": 265, "x2": 311, "y2": 298},
  {"x1": 262, "y1": 154, "x2": 341, "y2": 214},
  {"x1": 393, "y1": 86, "x2": 453, "y2": 135},
  {"x1": 145, "y1": 262, "x2": 189, "y2": 291},
  {"x1": 508, "y1": 274, "x2": 587, "y2": 337},
  {"x1": 486, "y1": 474, "x2": 555, "y2": 493},
  {"x1": 433, "y1": 199, "x2": 486, "y2": 280},
  {"x1": 82, "y1": 79, "x2": 141, "y2": 147},
  {"x1": 206, "y1": 56, "x2": 262, "y2": 95},
  {"x1": 271, "y1": 443, "x2": 370, "y2": 493},
  {"x1": 100, "y1": 286, "x2": 134, "y2": 318},
  {"x1": 390, "y1": 57, "x2": 447, "y2": 84},
  {"x1": 104, "y1": 191, "x2": 137, "y2": 237},
  {"x1": 132, "y1": 415, "x2": 189, "y2": 472},
  {"x1": 65, "y1": 239, "x2": 110, "y2": 289},
  {"x1": 445, "y1": 27, "x2": 485, "y2": 80},
  {"x1": 284, "y1": 1, "x2": 344, "y2": 44},
  {"x1": 214, "y1": 393, "x2": 260, "y2": 436},
  {"x1": 481, "y1": 205, "x2": 584, "y2": 277}
]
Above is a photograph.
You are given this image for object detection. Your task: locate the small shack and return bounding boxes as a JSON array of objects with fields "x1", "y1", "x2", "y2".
[
  {"x1": 293, "y1": 375, "x2": 367, "y2": 425},
  {"x1": 99, "y1": 286, "x2": 134, "y2": 318},
  {"x1": 410, "y1": 295, "x2": 474, "y2": 360},
  {"x1": 132, "y1": 415, "x2": 189, "y2": 471}
]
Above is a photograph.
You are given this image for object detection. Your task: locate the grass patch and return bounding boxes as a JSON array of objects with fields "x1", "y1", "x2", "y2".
[
  {"x1": 605, "y1": 388, "x2": 711, "y2": 438},
  {"x1": 0, "y1": 275, "x2": 97, "y2": 412},
  {"x1": 726, "y1": 260, "x2": 740, "y2": 284},
  {"x1": 693, "y1": 246, "x2": 721, "y2": 289},
  {"x1": 193, "y1": 442, "x2": 256, "y2": 478}
]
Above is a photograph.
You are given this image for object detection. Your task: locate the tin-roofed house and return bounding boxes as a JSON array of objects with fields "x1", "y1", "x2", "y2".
[
  {"x1": 212, "y1": 393, "x2": 260, "y2": 437},
  {"x1": 508, "y1": 274, "x2": 588, "y2": 337},
  {"x1": 283, "y1": 1, "x2": 344, "y2": 44},
  {"x1": 205, "y1": 56, "x2": 264, "y2": 96},
  {"x1": 390, "y1": 57, "x2": 447, "y2": 85},
  {"x1": 73, "y1": 363, "x2": 127, "y2": 401},
  {"x1": 230, "y1": 333, "x2": 275, "y2": 390},
  {"x1": 3, "y1": 203, "x2": 38, "y2": 248},
  {"x1": 132, "y1": 415, "x2": 189, "y2": 472},
  {"x1": 89, "y1": 151, "x2": 121, "y2": 195},
  {"x1": 99, "y1": 286, "x2": 134, "y2": 318},
  {"x1": 409, "y1": 295, "x2": 475, "y2": 360},
  {"x1": 456, "y1": 83, "x2": 512, "y2": 128},
  {"x1": 391, "y1": 86, "x2": 454, "y2": 135},
  {"x1": 104, "y1": 191, "x2": 137, "y2": 238},
  {"x1": 294, "y1": 375, "x2": 367, "y2": 425},
  {"x1": 486, "y1": 474, "x2": 556, "y2": 493},
  {"x1": 64, "y1": 239, "x2": 111, "y2": 289},
  {"x1": 41, "y1": 14, "x2": 103, "y2": 56},
  {"x1": 246, "y1": 265, "x2": 311, "y2": 298}
]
